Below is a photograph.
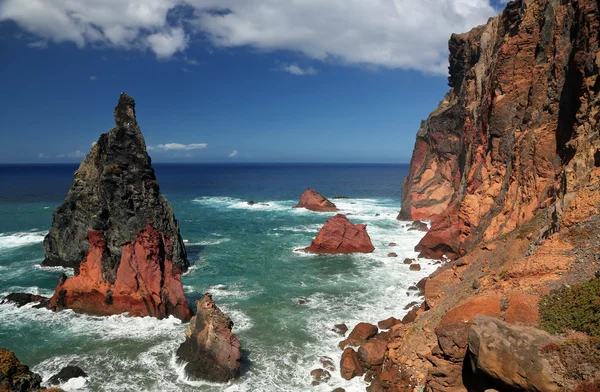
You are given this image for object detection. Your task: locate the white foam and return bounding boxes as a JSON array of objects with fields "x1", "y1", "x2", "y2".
[
  {"x1": 0, "y1": 231, "x2": 47, "y2": 250},
  {"x1": 32, "y1": 264, "x2": 74, "y2": 276},
  {"x1": 219, "y1": 306, "x2": 253, "y2": 333},
  {"x1": 186, "y1": 238, "x2": 231, "y2": 246},
  {"x1": 192, "y1": 196, "x2": 293, "y2": 212}
]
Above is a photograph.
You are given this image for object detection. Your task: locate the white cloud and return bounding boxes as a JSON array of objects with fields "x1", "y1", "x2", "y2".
[
  {"x1": 280, "y1": 63, "x2": 317, "y2": 76},
  {"x1": 228, "y1": 150, "x2": 238, "y2": 158},
  {"x1": 0, "y1": 0, "x2": 502, "y2": 72},
  {"x1": 89, "y1": 75, "x2": 97, "y2": 80},
  {"x1": 27, "y1": 40, "x2": 48, "y2": 48},
  {"x1": 57, "y1": 150, "x2": 85, "y2": 158},
  {"x1": 38, "y1": 153, "x2": 48, "y2": 159},
  {"x1": 147, "y1": 143, "x2": 207, "y2": 151}
]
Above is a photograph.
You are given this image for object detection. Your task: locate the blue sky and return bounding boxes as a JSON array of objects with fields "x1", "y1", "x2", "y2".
[{"x1": 0, "y1": 0, "x2": 507, "y2": 163}]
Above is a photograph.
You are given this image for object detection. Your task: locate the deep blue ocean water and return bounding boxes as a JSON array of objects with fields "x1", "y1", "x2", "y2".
[{"x1": 0, "y1": 164, "x2": 434, "y2": 392}]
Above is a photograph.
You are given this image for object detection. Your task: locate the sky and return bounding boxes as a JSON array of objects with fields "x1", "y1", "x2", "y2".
[{"x1": 0, "y1": 0, "x2": 508, "y2": 164}]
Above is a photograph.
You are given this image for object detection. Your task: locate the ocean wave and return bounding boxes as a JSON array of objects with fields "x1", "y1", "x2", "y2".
[
  {"x1": 185, "y1": 238, "x2": 231, "y2": 246},
  {"x1": 0, "y1": 231, "x2": 47, "y2": 251},
  {"x1": 192, "y1": 196, "x2": 293, "y2": 212},
  {"x1": 32, "y1": 264, "x2": 74, "y2": 276}
]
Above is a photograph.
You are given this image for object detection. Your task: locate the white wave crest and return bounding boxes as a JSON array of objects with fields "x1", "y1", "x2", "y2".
[{"x1": 0, "y1": 231, "x2": 47, "y2": 251}]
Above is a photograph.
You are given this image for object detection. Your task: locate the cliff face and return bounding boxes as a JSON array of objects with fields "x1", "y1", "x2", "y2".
[
  {"x1": 43, "y1": 93, "x2": 188, "y2": 272},
  {"x1": 400, "y1": 0, "x2": 600, "y2": 260}
]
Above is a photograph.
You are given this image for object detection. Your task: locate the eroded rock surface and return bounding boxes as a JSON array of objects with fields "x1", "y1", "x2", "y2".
[
  {"x1": 295, "y1": 188, "x2": 338, "y2": 212},
  {"x1": 177, "y1": 294, "x2": 241, "y2": 382},
  {"x1": 305, "y1": 214, "x2": 375, "y2": 254}
]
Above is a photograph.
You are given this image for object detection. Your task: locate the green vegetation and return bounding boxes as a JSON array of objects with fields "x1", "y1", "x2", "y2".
[{"x1": 539, "y1": 277, "x2": 600, "y2": 337}]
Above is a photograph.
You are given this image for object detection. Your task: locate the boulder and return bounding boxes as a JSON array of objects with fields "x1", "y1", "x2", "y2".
[
  {"x1": 47, "y1": 222, "x2": 191, "y2": 321},
  {"x1": 47, "y1": 366, "x2": 87, "y2": 385},
  {"x1": 358, "y1": 339, "x2": 387, "y2": 367},
  {"x1": 295, "y1": 188, "x2": 338, "y2": 212},
  {"x1": 340, "y1": 348, "x2": 363, "y2": 380},
  {"x1": 332, "y1": 324, "x2": 348, "y2": 336},
  {"x1": 408, "y1": 221, "x2": 428, "y2": 232},
  {"x1": 43, "y1": 93, "x2": 187, "y2": 273},
  {"x1": 339, "y1": 323, "x2": 378, "y2": 348},
  {"x1": 403, "y1": 258, "x2": 414, "y2": 265},
  {"x1": 320, "y1": 356, "x2": 335, "y2": 371},
  {"x1": 387, "y1": 253, "x2": 398, "y2": 258},
  {"x1": 176, "y1": 294, "x2": 241, "y2": 382},
  {"x1": 468, "y1": 316, "x2": 565, "y2": 391},
  {"x1": 409, "y1": 264, "x2": 421, "y2": 271},
  {"x1": 1, "y1": 293, "x2": 48, "y2": 309},
  {"x1": 0, "y1": 348, "x2": 43, "y2": 392},
  {"x1": 310, "y1": 369, "x2": 331, "y2": 385},
  {"x1": 377, "y1": 317, "x2": 400, "y2": 330},
  {"x1": 305, "y1": 214, "x2": 375, "y2": 254}
]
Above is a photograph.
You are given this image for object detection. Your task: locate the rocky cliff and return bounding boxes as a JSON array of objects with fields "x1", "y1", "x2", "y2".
[
  {"x1": 43, "y1": 93, "x2": 188, "y2": 272},
  {"x1": 400, "y1": 0, "x2": 600, "y2": 260},
  {"x1": 345, "y1": 0, "x2": 600, "y2": 391}
]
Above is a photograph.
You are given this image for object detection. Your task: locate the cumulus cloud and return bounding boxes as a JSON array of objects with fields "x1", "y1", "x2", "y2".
[
  {"x1": 228, "y1": 150, "x2": 238, "y2": 158},
  {"x1": 57, "y1": 150, "x2": 85, "y2": 158},
  {"x1": 147, "y1": 143, "x2": 207, "y2": 151},
  {"x1": 280, "y1": 63, "x2": 317, "y2": 76},
  {"x1": 0, "y1": 0, "x2": 503, "y2": 72}
]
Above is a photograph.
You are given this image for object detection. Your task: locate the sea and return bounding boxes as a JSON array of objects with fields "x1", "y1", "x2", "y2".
[{"x1": 0, "y1": 163, "x2": 435, "y2": 392}]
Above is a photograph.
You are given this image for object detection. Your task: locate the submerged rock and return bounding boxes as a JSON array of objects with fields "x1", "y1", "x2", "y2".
[
  {"x1": 295, "y1": 188, "x2": 338, "y2": 212},
  {"x1": 177, "y1": 294, "x2": 241, "y2": 382},
  {"x1": 47, "y1": 222, "x2": 191, "y2": 321},
  {"x1": 304, "y1": 214, "x2": 375, "y2": 254},
  {"x1": 43, "y1": 93, "x2": 188, "y2": 273},
  {"x1": 47, "y1": 366, "x2": 87, "y2": 386}
]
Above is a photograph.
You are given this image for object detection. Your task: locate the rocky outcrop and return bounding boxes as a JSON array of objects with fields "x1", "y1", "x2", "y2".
[
  {"x1": 43, "y1": 93, "x2": 187, "y2": 272},
  {"x1": 0, "y1": 348, "x2": 63, "y2": 392},
  {"x1": 295, "y1": 188, "x2": 338, "y2": 212},
  {"x1": 1, "y1": 293, "x2": 48, "y2": 309},
  {"x1": 176, "y1": 294, "x2": 241, "y2": 382},
  {"x1": 305, "y1": 214, "x2": 375, "y2": 254},
  {"x1": 47, "y1": 222, "x2": 191, "y2": 321},
  {"x1": 47, "y1": 366, "x2": 87, "y2": 386},
  {"x1": 400, "y1": 0, "x2": 600, "y2": 260}
]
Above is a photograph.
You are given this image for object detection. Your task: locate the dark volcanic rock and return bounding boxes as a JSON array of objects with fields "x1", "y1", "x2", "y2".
[
  {"x1": 0, "y1": 348, "x2": 43, "y2": 392},
  {"x1": 43, "y1": 93, "x2": 188, "y2": 273},
  {"x1": 48, "y1": 366, "x2": 87, "y2": 385},
  {"x1": 177, "y1": 294, "x2": 241, "y2": 382},
  {"x1": 1, "y1": 293, "x2": 48, "y2": 309}
]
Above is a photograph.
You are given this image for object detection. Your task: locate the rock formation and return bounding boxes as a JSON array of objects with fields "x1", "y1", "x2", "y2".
[
  {"x1": 400, "y1": 0, "x2": 600, "y2": 260},
  {"x1": 295, "y1": 188, "x2": 338, "y2": 212},
  {"x1": 304, "y1": 214, "x2": 374, "y2": 254},
  {"x1": 43, "y1": 93, "x2": 187, "y2": 272},
  {"x1": 345, "y1": 0, "x2": 600, "y2": 391},
  {"x1": 176, "y1": 294, "x2": 241, "y2": 382},
  {"x1": 0, "y1": 348, "x2": 63, "y2": 392},
  {"x1": 48, "y1": 222, "x2": 191, "y2": 321}
]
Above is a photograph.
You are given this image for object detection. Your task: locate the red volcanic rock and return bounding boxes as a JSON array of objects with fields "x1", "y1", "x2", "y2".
[
  {"x1": 340, "y1": 348, "x2": 363, "y2": 380},
  {"x1": 339, "y1": 322, "x2": 378, "y2": 348},
  {"x1": 305, "y1": 214, "x2": 375, "y2": 254},
  {"x1": 177, "y1": 294, "x2": 241, "y2": 382},
  {"x1": 358, "y1": 339, "x2": 388, "y2": 367},
  {"x1": 378, "y1": 317, "x2": 401, "y2": 330},
  {"x1": 295, "y1": 188, "x2": 338, "y2": 212},
  {"x1": 48, "y1": 222, "x2": 191, "y2": 321}
]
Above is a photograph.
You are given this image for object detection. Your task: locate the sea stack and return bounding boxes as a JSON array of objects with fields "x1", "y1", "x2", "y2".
[
  {"x1": 177, "y1": 294, "x2": 241, "y2": 382},
  {"x1": 295, "y1": 188, "x2": 338, "y2": 212},
  {"x1": 43, "y1": 93, "x2": 187, "y2": 272},
  {"x1": 305, "y1": 214, "x2": 374, "y2": 254},
  {"x1": 44, "y1": 93, "x2": 191, "y2": 321}
]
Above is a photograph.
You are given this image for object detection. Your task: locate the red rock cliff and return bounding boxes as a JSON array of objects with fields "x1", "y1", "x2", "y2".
[
  {"x1": 400, "y1": 0, "x2": 600, "y2": 260},
  {"x1": 48, "y1": 222, "x2": 191, "y2": 321}
]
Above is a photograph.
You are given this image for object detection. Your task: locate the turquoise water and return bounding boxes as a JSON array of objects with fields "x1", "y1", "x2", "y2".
[{"x1": 0, "y1": 164, "x2": 434, "y2": 392}]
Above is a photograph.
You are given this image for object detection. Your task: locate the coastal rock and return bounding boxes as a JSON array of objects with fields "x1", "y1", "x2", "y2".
[
  {"x1": 295, "y1": 188, "x2": 338, "y2": 212},
  {"x1": 47, "y1": 222, "x2": 191, "y2": 321},
  {"x1": 468, "y1": 316, "x2": 564, "y2": 391},
  {"x1": 310, "y1": 369, "x2": 331, "y2": 385},
  {"x1": 339, "y1": 323, "x2": 378, "y2": 348},
  {"x1": 387, "y1": 253, "x2": 398, "y2": 258},
  {"x1": 0, "y1": 348, "x2": 42, "y2": 392},
  {"x1": 378, "y1": 317, "x2": 400, "y2": 330},
  {"x1": 176, "y1": 294, "x2": 241, "y2": 382},
  {"x1": 409, "y1": 264, "x2": 421, "y2": 271},
  {"x1": 332, "y1": 324, "x2": 348, "y2": 336},
  {"x1": 1, "y1": 293, "x2": 48, "y2": 309},
  {"x1": 358, "y1": 340, "x2": 387, "y2": 367},
  {"x1": 408, "y1": 221, "x2": 428, "y2": 232},
  {"x1": 305, "y1": 214, "x2": 375, "y2": 254},
  {"x1": 340, "y1": 348, "x2": 363, "y2": 380},
  {"x1": 43, "y1": 93, "x2": 188, "y2": 273},
  {"x1": 47, "y1": 366, "x2": 87, "y2": 386}
]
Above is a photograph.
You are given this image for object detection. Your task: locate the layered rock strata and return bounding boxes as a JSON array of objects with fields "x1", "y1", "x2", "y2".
[
  {"x1": 295, "y1": 188, "x2": 338, "y2": 212},
  {"x1": 176, "y1": 294, "x2": 241, "y2": 382},
  {"x1": 400, "y1": 0, "x2": 600, "y2": 260},
  {"x1": 43, "y1": 93, "x2": 188, "y2": 272},
  {"x1": 305, "y1": 214, "x2": 375, "y2": 254},
  {"x1": 48, "y1": 222, "x2": 191, "y2": 321}
]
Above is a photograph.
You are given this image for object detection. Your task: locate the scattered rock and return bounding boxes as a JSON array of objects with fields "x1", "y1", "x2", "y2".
[
  {"x1": 320, "y1": 356, "x2": 335, "y2": 371},
  {"x1": 297, "y1": 297, "x2": 309, "y2": 305},
  {"x1": 375, "y1": 213, "x2": 380, "y2": 217},
  {"x1": 48, "y1": 366, "x2": 87, "y2": 385},
  {"x1": 176, "y1": 294, "x2": 241, "y2": 382},
  {"x1": 378, "y1": 317, "x2": 400, "y2": 330},
  {"x1": 403, "y1": 258, "x2": 414, "y2": 265},
  {"x1": 339, "y1": 323, "x2": 378, "y2": 348},
  {"x1": 408, "y1": 221, "x2": 428, "y2": 232},
  {"x1": 305, "y1": 214, "x2": 375, "y2": 254},
  {"x1": 388, "y1": 243, "x2": 398, "y2": 247},
  {"x1": 310, "y1": 368, "x2": 331, "y2": 385},
  {"x1": 340, "y1": 348, "x2": 363, "y2": 380},
  {"x1": 295, "y1": 188, "x2": 338, "y2": 212},
  {"x1": 409, "y1": 264, "x2": 422, "y2": 271},
  {"x1": 332, "y1": 324, "x2": 348, "y2": 336},
  {"x1": 387, "y1": 253, "x2": 398, "y2": 258},
  {"x1": 331, "y1": 389, "x2": 346, "y2": 392},
  {"x1": 247, "y1": 201, "x2": 255, "y2": 206},
  {"x1": 404, "y1": 301, "x2": 419, "y2": 310},
  {"x1": 1, "y1": 293, "x2": 48, "y2": 309},
  {"x1": 358, "y1": 339, "x2": 387, "y2": 367}
]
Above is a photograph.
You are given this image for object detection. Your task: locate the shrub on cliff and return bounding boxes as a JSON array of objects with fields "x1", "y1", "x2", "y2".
[{"x1": 540, "y1": 277, "x2": 600, "y2": 336}]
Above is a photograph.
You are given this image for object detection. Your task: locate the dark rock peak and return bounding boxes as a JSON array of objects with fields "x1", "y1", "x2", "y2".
[{"x1": 43, "y1": 93, "x2": 188, "y2": 273}]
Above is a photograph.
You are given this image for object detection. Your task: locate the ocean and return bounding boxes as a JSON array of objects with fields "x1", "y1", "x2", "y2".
[{"x1": 0, "y1": 163, "x2": 435, "y2": 392}]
